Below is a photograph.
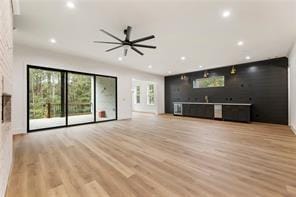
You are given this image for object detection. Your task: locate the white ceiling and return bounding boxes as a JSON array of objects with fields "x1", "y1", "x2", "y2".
[{"x1": 14, "y1": 0, "x2": 296, "y2": 76}]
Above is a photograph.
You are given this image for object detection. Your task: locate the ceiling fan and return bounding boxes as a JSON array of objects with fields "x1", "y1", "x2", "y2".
[{"x1": 94, "y1": 26, "x2": 156, "y2": 56}]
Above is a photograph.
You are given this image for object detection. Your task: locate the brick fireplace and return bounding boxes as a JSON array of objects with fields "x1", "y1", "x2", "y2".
[{"x1": 0, "y1": 0, "x2": 13, "y2": 196}]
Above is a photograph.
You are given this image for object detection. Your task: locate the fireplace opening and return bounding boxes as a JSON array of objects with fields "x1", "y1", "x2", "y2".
[{"x1": 2, "y1": 94, "x2": 11, "y2": 123}]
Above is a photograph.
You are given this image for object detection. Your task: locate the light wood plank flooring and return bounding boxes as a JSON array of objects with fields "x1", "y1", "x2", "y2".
[{"x1": 6, "y1": 113, "x2": 296, "y2": 197}]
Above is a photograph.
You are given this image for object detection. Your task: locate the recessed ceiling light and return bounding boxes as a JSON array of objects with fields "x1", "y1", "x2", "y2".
[
  {"x1": 168, "y1": 71, "x2": 172, "y2": 74},
  {"x1": 66, "y1": 1, "x2": 75, "y2": 9},
  {"x1": 148, "y1": 65, "x2": 152, "y2": 69},
  {"x1": 199, "y1": 65, "x2": 203, "y2": 68},
  {"x1": 237, "y1": 41, "x2": 244, "y2": 46},
  {"x1": 245, "y1": 56, "x2": 251, "y2": 60},
  {"x1": 118, "y1": 57, "x2": 123, "y2": 61},
  {"x1": 222, "y1": 10, "x2": 231, "y2": 18},
  {"x1": 181, "y1": 56, "x2": 186, "y2": 61},
  {"x1": 49, "y1": 38, "x2": 56, "y2": 44}
]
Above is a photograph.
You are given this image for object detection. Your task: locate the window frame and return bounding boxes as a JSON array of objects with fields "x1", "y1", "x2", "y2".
[
  {"x1": 135, "y1": 85, "x2": 141, "y2": 104},
  {"x1": 193, "y1": 76, "x2": 225, "y2": 89}
]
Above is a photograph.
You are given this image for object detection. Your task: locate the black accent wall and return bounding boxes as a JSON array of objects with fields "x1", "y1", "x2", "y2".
[{"x1": 165, "y1": 57, "x2": 288, "y2": 125}]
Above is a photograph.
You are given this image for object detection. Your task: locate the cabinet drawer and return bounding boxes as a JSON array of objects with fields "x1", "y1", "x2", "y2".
[{"x1": 222, "y1": 105, "x2": 251, "y2": 122}]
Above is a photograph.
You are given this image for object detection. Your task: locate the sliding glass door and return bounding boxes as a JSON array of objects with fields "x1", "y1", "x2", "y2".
[
  {"x1": 28, "y1": 67, "x2": 66, "y2": 130},
  {"x1": 28, "y1": 65, "x2": 117, "y2": 132},
  {"x1": 67, "y1": 72, "x2": 94, "y2": 125}
]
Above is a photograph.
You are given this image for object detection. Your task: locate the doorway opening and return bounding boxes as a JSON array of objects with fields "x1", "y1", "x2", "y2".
[{"x1": 131, "y1": 79, "x2": 158, "y2": 115}]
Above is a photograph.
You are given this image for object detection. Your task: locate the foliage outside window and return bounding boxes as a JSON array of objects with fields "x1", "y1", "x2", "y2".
[
  {"x1": 136, "y1": 86, "x2": 141, "y2": 104},
  {"x1": 193, "y1": 76, "x2": 225, "y2": 88},
  {"x1": 29, "y1": 68, "x2": 93, "y2": 119},
  {"x1": 147, "y1": 84, "x2": 155, "y2": 105},
  {"x1": 67, "y1": 73, "x2": 93, "y2": 116},
  {"x1": 29, "y1": 69, "x2": 63, "y2": 119}
]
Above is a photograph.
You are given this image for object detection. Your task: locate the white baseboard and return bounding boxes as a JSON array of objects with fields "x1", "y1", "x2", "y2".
[
  {"x1": 291, "y1": 125, "x2": 296, "y2": 135},
  {"x1": 1, "y1": 136, "x2": 13, "y2": 197},
  {"x1": 13, "y1": 128, "x2": 26, "y2": 135},
  {"x1": 132, "y1": 110, "x2": 157, "y2": 114},
  {"x1": 4, "y1": 150, "x2": 13, "y2": 197}
]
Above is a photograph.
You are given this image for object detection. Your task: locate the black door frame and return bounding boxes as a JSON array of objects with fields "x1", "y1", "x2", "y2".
[{"x1": 27, "y1": 65, "x2": 118, "y2": 132}]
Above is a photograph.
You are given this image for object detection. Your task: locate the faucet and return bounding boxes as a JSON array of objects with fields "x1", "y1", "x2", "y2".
[{"x1": 205, "y1": 96, "x2": 209, "y2": 103}]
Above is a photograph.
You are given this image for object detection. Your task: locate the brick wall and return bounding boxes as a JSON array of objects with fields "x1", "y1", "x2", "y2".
[{"x1": 0, "y1": 0, "x2": 13, "y2": 196}]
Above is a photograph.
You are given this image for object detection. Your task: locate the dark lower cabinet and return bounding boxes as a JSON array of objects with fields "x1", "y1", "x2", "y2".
[
  {"x1": 182, "y1": 104, "x2": 214, "y2": 119},
  {"x1": 181, "y1": 103, "x2": 251, "y2": 123},
  {"x1": 222, "y1": 105, "x2": 251, "y2": 122},
  {"x1": 197, "y1": 104, "x2": 214, "y2": 119},
  {"x1": 182, "y1": 104, "x2": 191, "y2": 116}
]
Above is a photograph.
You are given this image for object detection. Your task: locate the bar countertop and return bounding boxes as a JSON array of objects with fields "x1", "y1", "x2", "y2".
[{"x1": 173, "y1": 102, "x2": 252, "y2": 106}]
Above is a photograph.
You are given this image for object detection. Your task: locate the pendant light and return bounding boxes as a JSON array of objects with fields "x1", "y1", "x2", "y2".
[
  {"x1": 203, "y1": 70, "x2": 209, "y2": 78},
  {"x1": 230, "y1": 66, "x2": 237, "y2": 75},
  {"x1": 181, "y1": 74, "x2": 187, "y2": 80}
]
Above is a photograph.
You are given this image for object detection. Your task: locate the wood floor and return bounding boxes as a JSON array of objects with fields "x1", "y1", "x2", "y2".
[{"x1": 6, "y1": 113, "x2": 296, "y2": 197}]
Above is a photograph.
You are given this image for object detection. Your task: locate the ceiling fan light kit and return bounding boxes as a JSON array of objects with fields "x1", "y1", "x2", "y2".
[{"x1": 94, "y1": 26, "x2": 156, "y2": 56}]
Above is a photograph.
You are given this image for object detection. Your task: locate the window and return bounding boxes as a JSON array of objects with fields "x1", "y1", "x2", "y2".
[
  {"x1": 136, "y1": 86, "x2": 140, "y2": 104},
  {"x1": 193, "y1": 76, "x2": 225, "y2": 88},
  {"x1": 147, "y1": 84, "x2": 155, "y2": 105}
]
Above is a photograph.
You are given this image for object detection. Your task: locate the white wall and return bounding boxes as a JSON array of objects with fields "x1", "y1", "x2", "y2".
[
  {"x1": 13, "y1": 44, "x2": 164, "y2": 134},
  {"x1": 289, "y1": 41, "x2": 296, "y2": 134},
  {"x1": 0, "y1": 0, "x2": 13, "y2": 196},
  {"x1": 132, "y1": 80, "x2": 157, "y2": 113}
]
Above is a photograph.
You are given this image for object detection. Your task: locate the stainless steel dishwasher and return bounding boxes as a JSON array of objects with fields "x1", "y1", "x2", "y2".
[{"x1": 214, "y1": 104, "x2": 222, "y2": 119}]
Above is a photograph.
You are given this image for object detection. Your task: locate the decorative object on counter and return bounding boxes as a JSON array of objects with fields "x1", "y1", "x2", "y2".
[
  {"x1": 205, "y1": 96, "x2": 209, "y2": 103},
  {"x1": 203, "y1": 70, "x2": 209, "y2": 78},
  {"x1": 230, "y1": 66, "x2": 237, "y2": 75}
]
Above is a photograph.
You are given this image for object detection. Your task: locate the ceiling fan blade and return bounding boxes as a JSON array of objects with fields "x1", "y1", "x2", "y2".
[
  {"x1": 131, "y1": 46, "x2": 144, "y2": 56},
  {"x1": 124, "y1": 48, "x2": 128, "y2": 56},
  {"x1": 132, "y1": 44, "x2": 156, "y2": 49},
  {"x1": 125, "y1": 26, "x2": 132, "y2": 41},
  {"x1": 94, "y1": 41, "x2": 122, "y2": 44},
  {"x1": 100, "y1": 29, "x2": 123, "y2": 42},
  {"x1": 131, "y1": 35, "x2": 155, "y2": 44},
  {"x1": 106, "y1": 45, "x2": 123, "y2": 52}
]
